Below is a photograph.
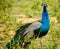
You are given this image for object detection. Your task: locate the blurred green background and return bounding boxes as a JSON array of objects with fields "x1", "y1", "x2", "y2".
[{"x1": 0, "y1": 0, "x2": 60, "y2": 49}]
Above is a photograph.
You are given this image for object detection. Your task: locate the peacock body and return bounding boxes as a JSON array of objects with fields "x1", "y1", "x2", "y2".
[{"x1": 6, "y1": 3, "x2": 50, "y2": 49}]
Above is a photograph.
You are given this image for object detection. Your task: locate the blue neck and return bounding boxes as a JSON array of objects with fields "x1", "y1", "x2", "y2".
[{"x1": 42, "y1": 8, "x2": 50, "y2": 26}]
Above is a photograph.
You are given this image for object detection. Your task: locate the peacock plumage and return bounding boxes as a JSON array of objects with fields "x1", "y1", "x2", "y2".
[{"x1": 6, "y1": 3, "x2": 50, "y2": 49}]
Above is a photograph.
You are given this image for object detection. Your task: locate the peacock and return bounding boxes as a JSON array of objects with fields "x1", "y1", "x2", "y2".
[{"x1": 6, "y1": 3, "x2": 50, "y2": 49}]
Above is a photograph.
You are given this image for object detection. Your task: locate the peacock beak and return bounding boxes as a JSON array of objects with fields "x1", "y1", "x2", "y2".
[{"x1": 41, "y1": 3, "x2": 44, "y2": 6}]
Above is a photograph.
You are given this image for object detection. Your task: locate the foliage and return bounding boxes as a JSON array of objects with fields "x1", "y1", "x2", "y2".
[{"x1": 0, "y1": 0, "x2": 60, "y2": 49}]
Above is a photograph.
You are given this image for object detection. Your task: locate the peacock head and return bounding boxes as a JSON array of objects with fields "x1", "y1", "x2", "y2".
[
  {"x1": 42, "y1": 3, "x2": 48, "y2": 7},
  {"x1": 41, "y1": 3, "x2": 48, "y2": 9}
]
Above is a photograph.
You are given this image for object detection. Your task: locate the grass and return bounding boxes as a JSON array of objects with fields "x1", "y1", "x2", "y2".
[
  {"x1": 0, "y1": 17, "x2": 60, "y2": 49},
  {"x1": 0, "y1": 0, "x2": 60, "y2": 49}
]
